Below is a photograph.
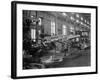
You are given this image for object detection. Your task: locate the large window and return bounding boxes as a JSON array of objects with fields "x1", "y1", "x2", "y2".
[
  {"x1": 51, "y1": 21, "x2": 56, "y2": 36},
  {"x1": 62, "y1": 25, "x2": 67, "y2": 35},
  {"x1": 38, "y1": 17, "x2": 42, "y2": 26},
  {"x1": 31, "y1": 29, "x2": 36, "y2": 42},
  {"x1": 70, "y1": 26, "x2": 75, "y2": 35}
]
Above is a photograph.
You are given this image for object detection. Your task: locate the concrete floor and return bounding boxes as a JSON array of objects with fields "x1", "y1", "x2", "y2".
[{"x1": 46, "y1": 48, "x2": 91, "y2": 68}]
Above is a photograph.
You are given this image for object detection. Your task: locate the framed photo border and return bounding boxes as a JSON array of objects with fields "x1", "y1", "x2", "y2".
[{"x1": 11, "y1": 1, "x2": 98, "y2": 79}]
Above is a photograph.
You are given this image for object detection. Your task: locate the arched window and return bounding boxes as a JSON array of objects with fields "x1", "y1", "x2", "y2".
[
  {"x1": 62, "y1": 25, "x2": 67, "y2": 35},
  {"x1": 70, "y1": 26, "x2": 75, "y2": 35},
  {"x1": 51, "y1": 21, "x2": 55, "y2": 36},
  {"x1": 31, "y1": 29, "x2": 36, "y2": 42}
]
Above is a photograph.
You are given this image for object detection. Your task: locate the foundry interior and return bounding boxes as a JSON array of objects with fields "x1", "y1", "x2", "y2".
[{"x1": 23, "y1": 10, "x2": 91, "y2": 69}]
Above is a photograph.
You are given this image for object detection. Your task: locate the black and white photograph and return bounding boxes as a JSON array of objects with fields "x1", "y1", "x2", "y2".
[
  {"x1": 23, "y1": 10, "x2": 91, "y2": 69},
  {"x1": 11, "y1": 1, "x2": 97, "y2": 79}
]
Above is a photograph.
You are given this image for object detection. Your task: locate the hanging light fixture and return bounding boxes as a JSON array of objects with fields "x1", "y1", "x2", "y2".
[
  {"x1": 76, "y1": 19, "x2": 79, "y2": 23},
  {"x1": 62, "y1": 12, "x2": 67, "y2": 16},
  {"x1": 81, "y1": 17, "x2": 83, "y2": 20},
  {"x1": 70, "y1": 16, "x2": 74, "y2": 21},
  {"x1": 31, "y1": 15, "x2": 34, "y2": 18},
  {"x1": 81, "y1": 22, "x2": 83, "y2": 25},
  {"x1": 76, "y1": 14, "x2": 79, "y2": 18}
]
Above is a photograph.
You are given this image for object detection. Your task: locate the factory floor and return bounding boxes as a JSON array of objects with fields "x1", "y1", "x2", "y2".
[
  {"x1": 46, "y1": 48, "x2": 91, "y2": 68},
  {"x1": 23, "y1": 48, "x2": 91, "y2": 69}
]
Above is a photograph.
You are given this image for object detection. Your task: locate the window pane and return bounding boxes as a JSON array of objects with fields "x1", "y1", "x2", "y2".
[
  {"x1": 62, "y1": 25, "x2": 67, "y2": 35},
  {"x1": 51, "y1": 21, "x2": 55, "y2": 36},
  {"x1": 31, "y1": 29, "x2": 36, "y2": 42}
]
